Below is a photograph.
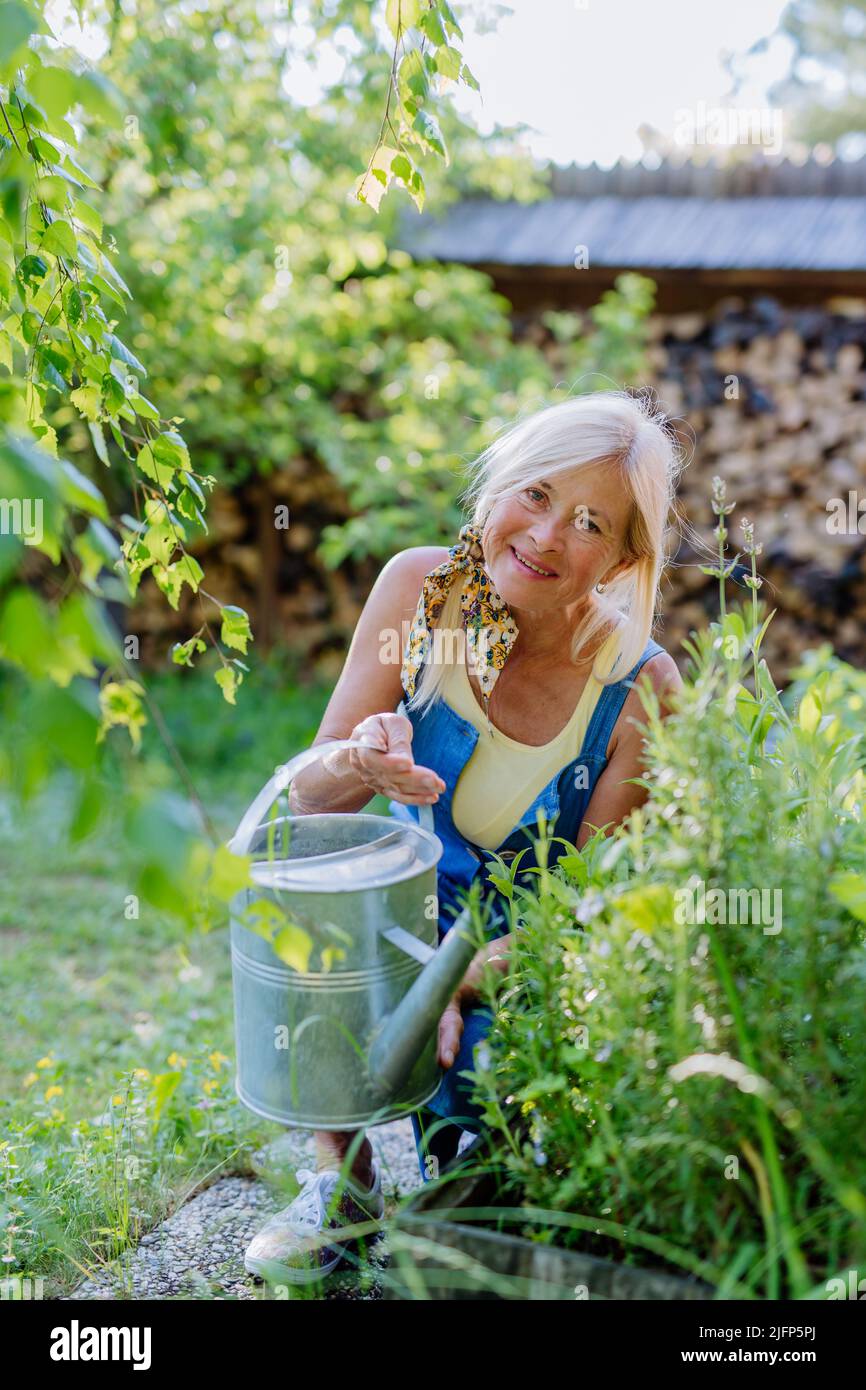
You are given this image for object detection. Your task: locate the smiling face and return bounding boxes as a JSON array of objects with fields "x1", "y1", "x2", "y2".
[{"x1": 479, "y1": 459, "x2": 634, "y2": 617}]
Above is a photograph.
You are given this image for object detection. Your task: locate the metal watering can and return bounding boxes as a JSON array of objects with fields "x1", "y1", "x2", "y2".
[{"x1": 228, "y1": 740, "x2": 477, "y2": 1130}]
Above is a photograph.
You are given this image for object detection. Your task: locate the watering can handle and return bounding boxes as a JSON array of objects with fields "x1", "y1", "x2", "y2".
[{"x1": 227, "y1": 738, "x2": 436, "y2": 855}]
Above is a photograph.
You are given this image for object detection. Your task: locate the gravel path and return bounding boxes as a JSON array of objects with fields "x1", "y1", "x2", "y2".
[{"x1": 69, "y1": 1119, "x2": 425, "y2": 1301}]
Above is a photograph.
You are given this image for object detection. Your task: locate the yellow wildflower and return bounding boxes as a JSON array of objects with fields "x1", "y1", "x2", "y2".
[
  {"x1": 36, "y1": 1055, "x2": 54, "y2": 1070},
  {"x1": 202, "y1": 1078, "x2": 218, "y2": 1095},
  {"x1": 166, "y1": 1052, "x2": 187, "y2": 1070},
  {"x1": 22, "y1": 1072, "x2": 38, "y2": 1088},
  {"x1": 44, "y1": 1085, "x2": 63, "y2": 1102},
  {"x1": 208, "y1": 1051, "x2": 229, "y2": 1072}
]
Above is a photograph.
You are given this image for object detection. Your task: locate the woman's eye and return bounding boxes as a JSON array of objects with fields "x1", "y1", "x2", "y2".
[{"x1": 525, "y1": 487, "x2": 545, "y2": 503}]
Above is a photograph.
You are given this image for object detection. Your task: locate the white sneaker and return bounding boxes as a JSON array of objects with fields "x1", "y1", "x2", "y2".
[{"x1": 244, "y1": 1162, "x2": 384, "y2": 1285}]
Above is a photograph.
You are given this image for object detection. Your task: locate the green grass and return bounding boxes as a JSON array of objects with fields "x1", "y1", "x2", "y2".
[{"x1": 0, "y1": 648, "x2": 342, "y2": 1295}]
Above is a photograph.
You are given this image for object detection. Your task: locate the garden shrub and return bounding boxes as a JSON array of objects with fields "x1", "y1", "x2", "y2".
[{"x1": 469, "y1": 604, "x2": 866, "y2": 1299}]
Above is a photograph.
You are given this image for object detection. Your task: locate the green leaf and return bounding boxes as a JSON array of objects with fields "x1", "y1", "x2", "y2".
[
  {"x1": 175, "y1": 488, "x2": 200, "y2": 521},
  {"x1": 420, "y1": 9, "x2": 447, "y2": 45},
  {"x1": 434, "y1": 44, "x2": 462, "y2": 80},
  {"x1": 62, "y1": 282, "x2": 84, "y2": 324},
  {"x1": 752, "y1": 608, "x2": 776, "y2": 658},
  {"x1": 40, "y1": 219, "x2": 78, "y2": 259},
  {"x1": 391, "y1": 153, "x2": 413, "y2": 181},
  {"x1": 27, "y1": 133, "x2": 62, "y2": 163},
  {"x1": 798, "y1": 688, "x2": 822, "y2": 736},
  {"x1": 61, "y1": 152, "x2": 101, "y2": 190},
  {"x1": 411, "y1": 109, "x2": 447, "y2": 161},
  {"x1": 73, "y1": 516, "x2": 120, "y2": 585},
  {"x1": 215, "y1": 665, "x2": 242, "y2": 704},
  {"x1": 135, "y1": 442, "x2": 174, "y2": 488},
  {"x1": 97, "y1": 678, "x2": 147, "y2": 748},
  {"x1": 272, "y1": 922, "x2": 314, "y2": 972},
  {"x1": 207, "y1": 844, "x2": 253, "y2": 900},
  {"x1": 386, "y1": 0, "x2": 422, "y2": 38},
  {"x1": 104, "y1": 331, "x2": 147, "y2": 379},
  {"x1": 152, "y1": 430, "x2": 189, "y2": 470},
  {"x1": 515, "y1": 1074, "x2": 567, "y2": 1102},
  {"x1": 241, "y1": 897, "x2": 287, "y2": 942},
  {"x1": 153, "y1": 553, "x2": 203, "y2": 610},
  {"x1": 33, "y1": 173, "x2": 70, "y2": 210},
  {"x1": 16, "y1": 254, "x2": 48, "y2": 287},
  {"x1": 0, "y1": 2, "x2": 38, "y2": 66},
  {"x1": 86, "y1": 271, "x2": 126, "y2": 308},
  {"x1": 0, "y1": 586, "x2": 54, "y2": 678},
  {"x1": 172, "y1": 635, "x2": 207, "y2": 667},
  {"x1": 73, "y1": 198, "x2": 102, "y2": 239},
  {"x1": 70, "y1": 384, "x2": 101, "y2": 422},
  {"x1": 58, "y1": 459, "x2": 109, "y2": 519},
  {"x1": 220, "y1": 604, "x2": 253, "y2": 654},
  {"x1": 88, "y1": 420, "x2": 110, "y2": 465},
  {"x1": 828, "y1": 873, "x2": 866, "y2": 923},
  {"x1": 95, "y1": 253, "x2": 132, "y2": 298},
  {"x1": 27, "y1": 65, "x2": 78, "y2": 120},
  {"x1": 69, "y1": 775, "x2": 104, "y2": 841},
  {"x1": 398, "y1": 49, "x2": 429, "y2": 102},
  {"x1": 128, "y1": 392, "x2": 160, "y2": 421},
  {"x1": 150, "y1": 1071, "x2": 181, "y2": 1128},
  {"x1": 437, "y1": 0, "x2": 464, "y2": 40},
  {"x1": 180, "y1": 470, "x2": 206, "y2": 506}
]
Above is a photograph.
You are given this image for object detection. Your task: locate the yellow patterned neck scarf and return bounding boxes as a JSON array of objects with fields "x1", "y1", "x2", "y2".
[{"x1": 401, "y1": 522, "x2": 519, "y2": 719}]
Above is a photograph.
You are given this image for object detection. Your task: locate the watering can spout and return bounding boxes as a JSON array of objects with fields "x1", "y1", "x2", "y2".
[{"x1": 367, "y1": 906, "x2": 478, "y2": 1101}]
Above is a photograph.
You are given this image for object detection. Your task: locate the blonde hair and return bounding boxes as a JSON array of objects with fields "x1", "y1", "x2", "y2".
[{"x1": 406, "y1": 388, "x2": 688, "y2": 715}]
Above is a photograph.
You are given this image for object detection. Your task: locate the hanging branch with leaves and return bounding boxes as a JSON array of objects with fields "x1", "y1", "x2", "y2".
[{"x1": 354, "y1": 0, "x2": 478, "y2": 212}]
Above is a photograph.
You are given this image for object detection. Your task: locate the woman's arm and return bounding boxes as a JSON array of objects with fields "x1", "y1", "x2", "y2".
[
  {"x1": 575, "y1": 650, "x2": 683, "y2": 849},
  {"x1": 287, "y1": 546, "x2": 448, "y2": 814}
]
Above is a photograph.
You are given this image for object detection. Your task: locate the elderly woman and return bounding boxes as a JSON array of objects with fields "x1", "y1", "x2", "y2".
[{"x1": 244, "y1": 389, "x2": 684, "y2": 1284}]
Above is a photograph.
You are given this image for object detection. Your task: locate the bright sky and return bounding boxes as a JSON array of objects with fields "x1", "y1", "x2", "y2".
[{"x1": 451, "y1": 0, "x2": 795, "y2": 166}]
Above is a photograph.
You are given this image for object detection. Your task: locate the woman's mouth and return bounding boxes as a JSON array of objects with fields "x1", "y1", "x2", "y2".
[{"x1": 509, "y1": 545, "x2": 558, "y2": 579}]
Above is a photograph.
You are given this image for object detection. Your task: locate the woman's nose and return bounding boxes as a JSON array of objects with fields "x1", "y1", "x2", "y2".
[{"x1": 528, "y1": 514, "x2": 568, "y2": 551}]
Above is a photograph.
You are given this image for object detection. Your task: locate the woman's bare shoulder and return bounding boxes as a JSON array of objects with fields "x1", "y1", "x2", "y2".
[
  {"x1": 381, "y1": 546, "x2": 451, "y2": 615},
  {"x1": 383, "y1": 545, "x2": 450, "y2": 584},
  {"x1": 639, "y1": 648, "x2": 683, "y2": 699}
]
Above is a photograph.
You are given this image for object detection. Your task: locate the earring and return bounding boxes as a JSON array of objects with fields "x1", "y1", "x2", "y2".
[{"x1": 596, "y1": 581, "x2": 607, "y2": 593}]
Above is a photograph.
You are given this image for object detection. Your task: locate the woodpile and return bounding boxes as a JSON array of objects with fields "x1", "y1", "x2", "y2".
[
  {"x1": 645, "y1": 295, "x2": 866, "y2": 681},
  {"x1": 129, "y1": 293, "x2": 866, "y2": 688}
]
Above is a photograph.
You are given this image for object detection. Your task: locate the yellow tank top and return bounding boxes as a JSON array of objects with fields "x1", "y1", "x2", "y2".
[{"x1": 441, "y1": 626, "x2": 621, "y2": 851}]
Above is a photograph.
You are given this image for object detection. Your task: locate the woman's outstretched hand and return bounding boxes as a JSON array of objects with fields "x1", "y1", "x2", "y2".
[{"x1": 348, "y1": 712, "x2": 445, "y2": 806}]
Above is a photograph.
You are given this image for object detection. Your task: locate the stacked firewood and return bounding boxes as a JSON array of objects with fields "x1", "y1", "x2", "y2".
[
  {"x1": 130, "y1": 294, "x2": 866, "y2": 686},
  {"x1": 645, "y1": 296, "x2": 866, "y2": 681}
]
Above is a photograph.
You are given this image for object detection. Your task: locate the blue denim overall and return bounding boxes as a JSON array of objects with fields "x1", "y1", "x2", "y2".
[{"x1": 389, "y1": 636, "x2": 665, "y2": 1180}]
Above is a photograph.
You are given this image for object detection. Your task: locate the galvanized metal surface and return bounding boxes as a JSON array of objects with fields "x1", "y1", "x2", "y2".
[{"x1": 229, "y1": 748, "x2": 477, "y2": 1131}]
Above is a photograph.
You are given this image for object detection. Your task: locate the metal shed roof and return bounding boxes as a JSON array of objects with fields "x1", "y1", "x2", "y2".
[{"x1": 396, "y1": 157, "x2": 866, "y2": 274}]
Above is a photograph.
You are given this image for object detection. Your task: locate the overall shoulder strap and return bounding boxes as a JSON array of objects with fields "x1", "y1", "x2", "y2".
[{"x1": 579, "y1": 637, "x2": 667, "y2": 762}]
